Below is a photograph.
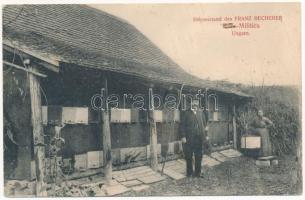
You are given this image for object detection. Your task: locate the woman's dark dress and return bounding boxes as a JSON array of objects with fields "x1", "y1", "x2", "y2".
[{"x1": 251, "y1": 117, "x2": 273, "y2": 157}]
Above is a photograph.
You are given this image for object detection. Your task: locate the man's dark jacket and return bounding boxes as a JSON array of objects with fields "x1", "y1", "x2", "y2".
[{"x1": 180, "y1": 109, "x2": 209, "y2": 147}]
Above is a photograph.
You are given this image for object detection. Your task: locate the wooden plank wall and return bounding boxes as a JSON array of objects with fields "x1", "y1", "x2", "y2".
[{"x1": 207, "y1": 93, "x2": 233, "y2": 146}]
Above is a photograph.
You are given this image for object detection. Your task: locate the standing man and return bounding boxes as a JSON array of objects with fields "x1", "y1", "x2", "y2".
[{"x1": 180, "y1": 99, "x2": 210, "y2": 177}]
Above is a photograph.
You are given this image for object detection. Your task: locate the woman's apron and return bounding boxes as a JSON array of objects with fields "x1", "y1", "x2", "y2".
[{"x1": 257, "y1": 128, "x2": 272, "y2": 157}]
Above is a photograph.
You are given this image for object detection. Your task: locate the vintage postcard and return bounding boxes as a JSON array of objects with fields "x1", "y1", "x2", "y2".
[{"x1": 1, "y1": 1, "x2": 302, "y2": 197}]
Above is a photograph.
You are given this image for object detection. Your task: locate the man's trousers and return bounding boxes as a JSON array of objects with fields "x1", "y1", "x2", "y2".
[{"x1": 183, "y1": 135, "x2": 203, "y2": 177}]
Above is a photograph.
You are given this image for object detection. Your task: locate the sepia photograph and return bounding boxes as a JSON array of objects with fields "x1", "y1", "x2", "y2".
[{"x1": 1, "y1": 1, "x2": 302, "y2": 197}]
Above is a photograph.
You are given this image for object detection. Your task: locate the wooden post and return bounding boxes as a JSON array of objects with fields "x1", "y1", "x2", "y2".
[
  {"x1": 148, "y1": 88, "x2": 158, "y2": 171},
  {"x1": 101, "y1": 77, "x2": 112, "y2": 184},
  {"x1": 204, "y1": 88, "x2": 209, "y2": 123},
  {"x1": 232, "y1": 104, "x2": 237, "y2": 149},
  {"x1": 28, "y1": 65, "x2": 47, "y2": 196}
]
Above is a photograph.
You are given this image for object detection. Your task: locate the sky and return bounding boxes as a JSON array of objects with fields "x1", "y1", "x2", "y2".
[{"x1": 91, "y1": 3, "x2": 301, "y2": 86}]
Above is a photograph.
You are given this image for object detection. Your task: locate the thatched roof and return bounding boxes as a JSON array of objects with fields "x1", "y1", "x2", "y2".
[{"x1": 3, "y1": 5, "x2": 250, "y2": 98}]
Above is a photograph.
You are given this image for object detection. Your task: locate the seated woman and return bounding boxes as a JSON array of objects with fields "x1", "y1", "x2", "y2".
[{"x1": 250, "y1": 109, "x2": 274, "y2": 157}]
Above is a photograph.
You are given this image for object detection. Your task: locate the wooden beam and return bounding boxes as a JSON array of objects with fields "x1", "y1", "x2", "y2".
[
  {"x1": 28, "y1": 64, "x2": 47, "y2": 196},
  {"x1": 148, "y1": 88, "x2": 158, "y2": 171},
  {"x1": 3, "y1": 41, "x2": 60, "y2": 72},
  {"x1": 232, "y1": 104, "x2": 237, "y2": 149},
  {"x1": 204, "y1": 88, "x2": 209, "y2": 120},
  {"x1": 3, "y1": 61, "x2": 47, "y2": 78},
  {"x1": 36, "y1": 60, "x2": 60, "y2": 73},
  {"x1": 101, "y1": 76, "x2": 112, "y2": 184}
]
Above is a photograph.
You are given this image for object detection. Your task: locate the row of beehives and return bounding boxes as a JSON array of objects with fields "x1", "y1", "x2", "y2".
[
  {"x1": 30, "y1": 141, "x2": 183, "y2": 179},
  {"x1": 41, "y1": 106, "x2": 180, "y2": 125}
]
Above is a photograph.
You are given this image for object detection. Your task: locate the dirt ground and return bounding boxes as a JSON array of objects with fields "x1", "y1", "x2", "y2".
[{"x1": 121, "y1": 155, "x2": 302, "y2": 196}]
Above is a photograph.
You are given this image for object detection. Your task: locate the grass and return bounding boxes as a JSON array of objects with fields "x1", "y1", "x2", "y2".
[{"x1": 121, "y1": 155, "x2": 301, "y2": 196}]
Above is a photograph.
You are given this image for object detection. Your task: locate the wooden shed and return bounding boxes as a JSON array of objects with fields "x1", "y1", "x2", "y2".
[{"x1": 3, "y1": 5, "x2": 251, "y2": 191}]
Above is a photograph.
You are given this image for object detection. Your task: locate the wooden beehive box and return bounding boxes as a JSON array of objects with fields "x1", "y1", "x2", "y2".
[
  {"x1": 62, "y1": 107, "x2": 88, "y2": 124},
  {"x1": 240, "y1": 135, "x2": 261, "y2": 149},
  {"x1": 74, "y1": 153, "x2": 87, "y2": 171},
  {"x1": 62, "y1": 107, "x2": 77, "y2": 124},
  {"x1": 111, "y1": 108, "x2": 131, "y2": 123},
  {"x1": 173, "y1": 110, "x2": 180, "y2": 122},
  {"x1": 87, "y1": 151, "x2": 103, "y2": 169},
  {"x1": 75, "y1": 107, "x2": 89, "y2": 124},
  {"x1": 153, "y1": 110, "x2": 163, "y2": 122}
]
